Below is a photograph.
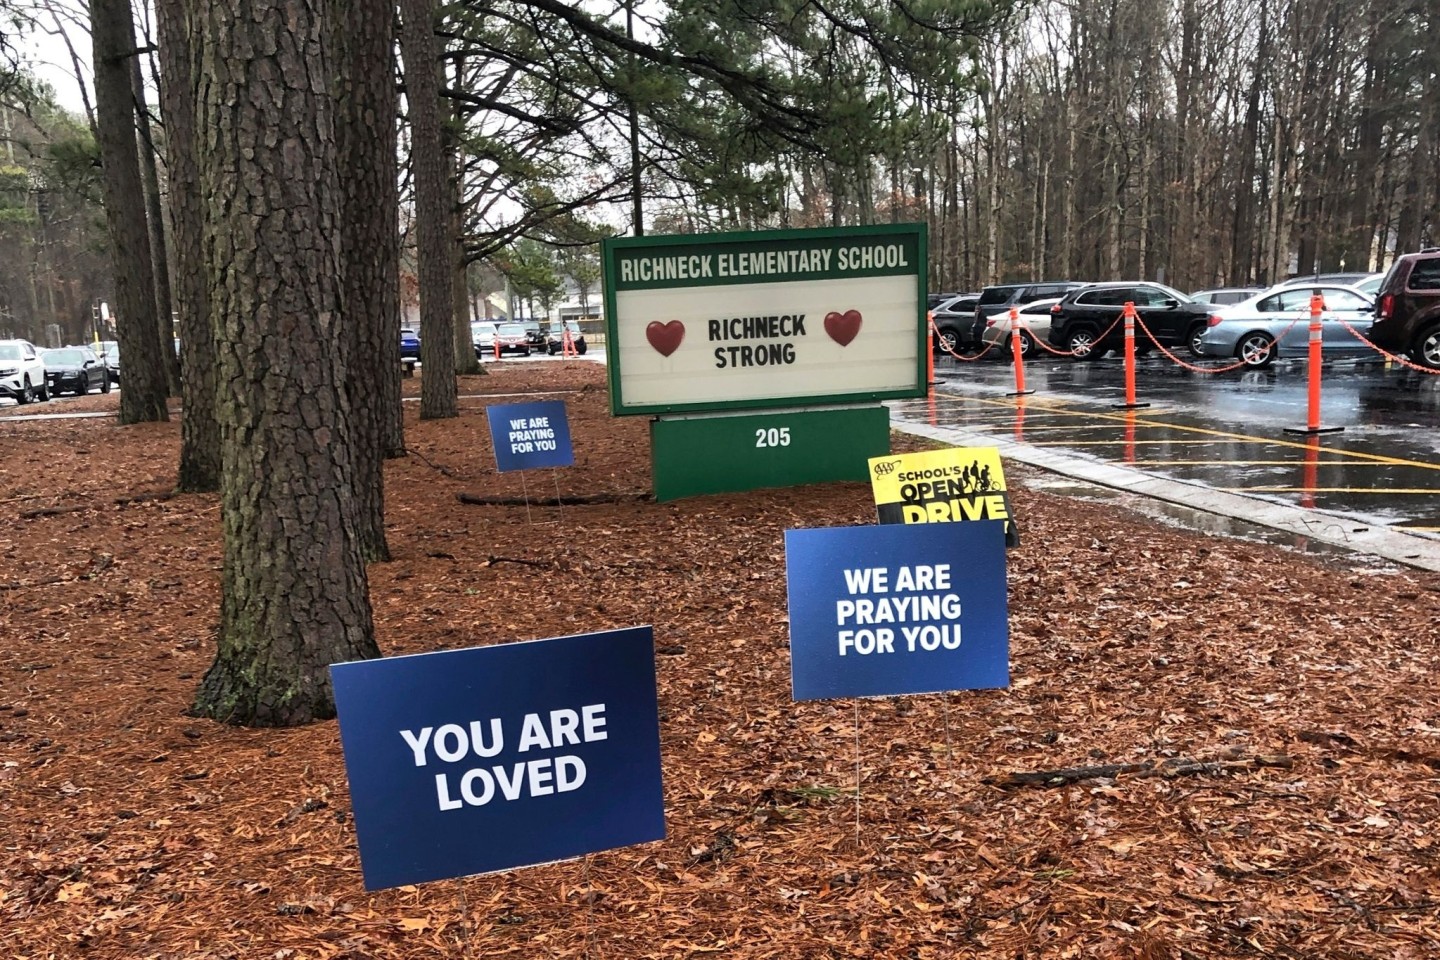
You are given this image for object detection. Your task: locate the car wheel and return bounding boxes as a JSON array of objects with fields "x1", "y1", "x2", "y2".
[
  {"x1": 1014, "y1": 330, "x2": 1036, "y2": 359},
  {"x1": 1065, "y1": 326, "x2": 1102, "y2": 361},
  {"x1": 576, "y1": 342, "x2": 587, "y2": 355},
  {"x1": 1411, "y1": 324, "x2": 1440, "y2": 370},
  {"x1": 1186, "y1": 320, "x2": 1209, "y2": 357},
  {"x1": 36, "y1": 380, "x2": 49, "y2": 401},
  {"x1": 75, "y1": 383, "x2": 88, "y2": 395},
  {"x1": 101, "y1": 377, "x2": 111, "y2": 394},
  {"x1": 18, "y1": 376, "x2": 33, "y2": 404},
  {"x1": 1235, "y1": 332, "x2": 1277, "y2": 368},
  {"x1": 935, "y1": 325, "x2": 962, "y2": 355}
]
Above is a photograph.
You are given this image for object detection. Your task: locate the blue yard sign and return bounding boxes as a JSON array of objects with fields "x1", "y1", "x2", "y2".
[
  {"x1": 331, "y1": 627, "x2": 665, "y2": 890},
  {"x1": 785, "y1": 521, "x2": 1009, "y2": 701},
  {"x1": 486, "y1": 400, "x2": 575, "y2": 472}
]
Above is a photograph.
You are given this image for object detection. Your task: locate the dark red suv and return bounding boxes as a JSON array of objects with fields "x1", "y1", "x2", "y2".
[{"x1": 1368, "y1": 249, "x2": 1440, "y2": 368}]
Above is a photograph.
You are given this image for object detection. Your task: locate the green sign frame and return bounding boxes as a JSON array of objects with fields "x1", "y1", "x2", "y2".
[
  {"x1": 602, "y1": 223, "x2": 928, "y2": 417},
  {"x1": 650, "y1": 406, "x2": 890, "y2": 502}
]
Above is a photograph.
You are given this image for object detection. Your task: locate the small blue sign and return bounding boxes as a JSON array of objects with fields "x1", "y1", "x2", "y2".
[
  {"x1": 331, "y1": 628, "x2": 665, "y2": 890},
  {"x1": 785, "y1": 522, "x2": 1009, "y2": 701},
  {"x1": 486, "y1": 400, "x2": 574, "y2": 471}
]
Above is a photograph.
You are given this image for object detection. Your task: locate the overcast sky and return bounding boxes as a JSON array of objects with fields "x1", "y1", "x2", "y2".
[{"x1": 19, "y1": 11, "x2": 95, "y2": 117}]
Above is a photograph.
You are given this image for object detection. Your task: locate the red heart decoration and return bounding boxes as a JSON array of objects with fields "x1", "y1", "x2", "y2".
[
  {"x1": 824, "y1": 309, "x2": 862, "y2": 347},
  {"x1": 646, "y1": 320, "x2": 685, "y2": 357}
]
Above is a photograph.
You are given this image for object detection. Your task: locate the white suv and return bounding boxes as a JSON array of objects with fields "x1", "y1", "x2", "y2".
[{"x1": 0, "y1": 340, "x2": 48, "y2": 404}]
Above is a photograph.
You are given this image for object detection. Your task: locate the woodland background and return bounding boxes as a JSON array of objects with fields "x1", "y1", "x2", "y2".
[{"x1": 0, "y1": 0, "x2": 1433, "y2": 347}]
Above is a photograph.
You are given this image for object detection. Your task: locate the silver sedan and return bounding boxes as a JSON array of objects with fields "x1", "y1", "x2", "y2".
[{"x1": 1194, "y1": 284, "x2": 1375, "y2": 368}]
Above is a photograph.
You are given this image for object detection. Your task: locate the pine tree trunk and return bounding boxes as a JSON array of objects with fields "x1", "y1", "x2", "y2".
[
  {"x1": 399, "y1": 0, "x2": 458, "y2": 420},
  {"x1": 193, "y1": 0, "x2": 378, "y2": 726},
  {"x1": 334, "y1": 0, "x2": 403, "y2": 561},
  {"x1": 91, "y1": 0, "x2": 169, "y2": 424},
  {"x1": 131, "y1": 53, "x2": 182, "y2": 396},
  {"x1": 447, "y1": 58, "x2": 481, "y2": 377},
  {"x1": 154, "y1": 0, "x2": 220, "y2": 493}
]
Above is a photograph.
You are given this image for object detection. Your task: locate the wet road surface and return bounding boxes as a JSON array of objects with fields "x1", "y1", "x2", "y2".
[{"x1": 899, "y1": 352, "x2": 1440, "y2": 534}]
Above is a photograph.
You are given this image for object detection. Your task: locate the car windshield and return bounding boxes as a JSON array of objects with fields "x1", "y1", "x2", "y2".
[
  {"x1": 498, "y1": 324, "x2": 525, "y2": 336},
  {"x1": 98, "y1": 341, "x2": 119, "y2": 357},
  {"x1": 0, "y1": 343, "x2": 21, "y2": 360},
  {"x1": 400, "y1": 329, "x2": 417, "y2": 338},
  {"x1": 42, "y1": 349, "x2": 85, "y2": 364}
]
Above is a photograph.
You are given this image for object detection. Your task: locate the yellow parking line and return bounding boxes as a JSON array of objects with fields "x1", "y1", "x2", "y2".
[
  {"x1": 1131, "y1": 460, "x2": 1383, "y2": 467},
  {"x1": 1221, "y1": 487, "x2": 1440, "y2": 494},
  {"x1": 1026, "y1": 439, "x2": 1273, "y2": 446},
  {"x1": 963, "y1": 395, "x2": 1440, "y2": 473}
]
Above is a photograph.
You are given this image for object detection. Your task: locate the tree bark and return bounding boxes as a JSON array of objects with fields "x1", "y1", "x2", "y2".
[
  {"x1": 131, "y1": 53, "x2": 182, "y2": 395},
  {"x1": 154, "y1": 0, "x2": 220, "y2": 493},
  {"x1": 91, "y1": 0, "x2": 169, "y2": 424},
  {"x1": 448, "y1": 55, "x2": 481, "y2": 376},
  {"x1": 399, "y1": 0, "x2": 458, "y2": 419},
  {"x1": 334, "y1": 0, "x2": 403, "y2": 560},
  {"x1": 193, "y1": 0, "x2": 379, "y2": 726}
]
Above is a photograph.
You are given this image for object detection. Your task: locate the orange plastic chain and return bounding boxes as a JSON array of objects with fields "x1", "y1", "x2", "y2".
[
  {"x1": 1020, "y1": 312, "x2": 1127, "y2": 358},
  {"x1": 1132, "y1": 313, "x2": 1299, "y2": 374},
  {"x1": 1332, "y1": 317, "x2": 1440, "y2": 374},
  {"x1": 928, "y1": 317, "x2": 998, "y2": 361}
]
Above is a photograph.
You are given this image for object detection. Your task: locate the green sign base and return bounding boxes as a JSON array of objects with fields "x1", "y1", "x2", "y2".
[{"x1": 651, "y1": 406, "x2": 891, "y2": 502}]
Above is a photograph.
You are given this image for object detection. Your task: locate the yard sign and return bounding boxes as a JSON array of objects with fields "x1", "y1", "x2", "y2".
[
  {"x1": 869, "y1": 447, "x2": 1020, "y2": 547},
  {"x1": 330, "y1": 628, "x2": 665, "y2": 890},
  {"x1": 485, "y1": 399, "x2": 575, "y2": 472},
  {"x1": 786, "y1": 521, "x2": 1010, "y2": 701}
]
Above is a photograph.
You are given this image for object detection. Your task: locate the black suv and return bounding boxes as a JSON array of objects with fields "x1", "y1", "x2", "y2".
[
  {"x1": 1048, "y1": 282, "x2": 1210, "y2": 359},
  {"x1": 967, "y1": 281, "x2": 1086, "y2": 348},
  {"x1": 1367, "y1": 250, "x2": 1440, "y2": 368}
]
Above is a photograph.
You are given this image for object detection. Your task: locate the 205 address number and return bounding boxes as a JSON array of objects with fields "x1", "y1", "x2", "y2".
[{"x1": 755, "y1": 427, "x2": 792, "y2": 448}]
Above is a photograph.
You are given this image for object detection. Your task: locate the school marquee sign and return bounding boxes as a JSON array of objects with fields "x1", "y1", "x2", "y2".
[{"x1": 602, "y1": 224, "x2": 927, "y2": 416}]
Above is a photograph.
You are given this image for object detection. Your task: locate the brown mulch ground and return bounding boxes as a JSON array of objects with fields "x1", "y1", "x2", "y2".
[{"x1": 4, "y1": 361, "x2": 1440, "y2": 959}]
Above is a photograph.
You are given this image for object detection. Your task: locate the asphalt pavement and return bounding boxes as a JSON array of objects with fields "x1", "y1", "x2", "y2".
[{"x1": 888, "y1": 351, "x2": 1440, "y2": 572}]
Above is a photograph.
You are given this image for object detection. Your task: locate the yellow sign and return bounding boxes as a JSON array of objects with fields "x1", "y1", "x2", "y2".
[{"x1": 868, "y1": 447, "x2": 1019, "y2": 546}]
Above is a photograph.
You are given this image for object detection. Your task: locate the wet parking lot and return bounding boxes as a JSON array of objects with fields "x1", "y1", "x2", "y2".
[{"x1": 892, "y1": 352, "x2": 1440, "y2": 536}]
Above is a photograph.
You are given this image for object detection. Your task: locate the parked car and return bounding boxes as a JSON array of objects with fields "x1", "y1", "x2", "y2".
[
  {"x1": 1190, "y1": 287, "x2": 1263, "y2": 305},
  {"x1": 927, "y1": 291, "x2": 960, "y2": 309},
  {"x1": 471, "y1": 320, "x2": 498, "y2": 357},
  {"x1": 96, "y1": 340, "x2": 121, "y2": 383},
  {"x1": 0, "y1": 339, "x2": 48, "y2": 403},
  {"x1": 1195, "y1": 284, "x2": 1375, "y2": 368},
  {"x1": 1367, "y1": 249, "x2": 1440, "y2": 368},
  {"x1": 399, "y1": 328, "x2": 420, "y2": 361},
  {"x1": 1047, "y1": 282, "x2": 1211, "y2": 359},
  {"x1": 40, "y1": 346, "x2": 110, "y2": 395},
  {"x1": 521, "y1": 320, "x2": 546, "y2": 350},
  {"x1": 1286, "y1": 271, "x2": 1376, "y2": 286},
  {"x1": 545, "y1": 320, "x2": 587, "y2": 355},
  {"x1": 979, "y1": 298, "x2": 1066, "y2": 360},
  {"x1": 969, "y1": 281, "x2": 1087, "y2": 348},
  {"x1": 930, "y1": 293, "x2": 980, "y2": 354},
  {"x1": 495, "y1": 322, "x2": 530, "y2": 357},
  {"x1": 1352, "y1": 273, "x2": 1387, "y2": 296}
]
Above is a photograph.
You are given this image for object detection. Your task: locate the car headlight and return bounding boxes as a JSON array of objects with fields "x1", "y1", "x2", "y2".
[{"x1": 0, "y1": 366, "x2": 16, "y2": 376}]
